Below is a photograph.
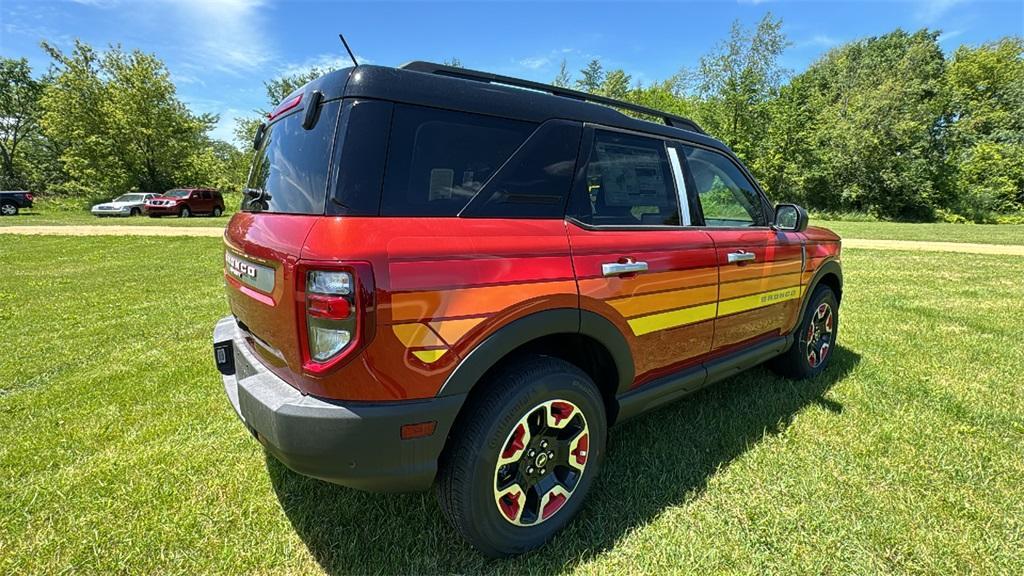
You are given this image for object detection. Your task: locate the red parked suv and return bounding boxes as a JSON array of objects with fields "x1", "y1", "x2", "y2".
[
  {"x1": 144, "y1": 187, "x2": 224, "y2": 217},
  {"x1": 212, "y1": 62, "x2": 842, "y2": 556}
]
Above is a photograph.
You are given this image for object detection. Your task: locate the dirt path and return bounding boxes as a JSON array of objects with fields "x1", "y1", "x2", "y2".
[
  {"x1": 841, "y1": 238, "x2": 1024, "y2": 256},
  {"x1": 2, "y1": 225, "x2": 1023, "y2": 256},
  {"x1": 0, "y1": 225, "x2": 224, "y2": 238}
]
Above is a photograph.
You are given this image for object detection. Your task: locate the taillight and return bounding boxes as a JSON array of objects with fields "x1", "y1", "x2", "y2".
[
  {"x1": 25, "y1": 193, "x2": 34, "y2": 201},
  {"x1": 297, "y1": 263, "x2": 375, "y2": 375}
]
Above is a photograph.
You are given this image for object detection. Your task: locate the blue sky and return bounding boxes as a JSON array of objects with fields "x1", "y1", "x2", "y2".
[{"x1": 2, "y1": 0, "x2": 1021, "y2": 142}]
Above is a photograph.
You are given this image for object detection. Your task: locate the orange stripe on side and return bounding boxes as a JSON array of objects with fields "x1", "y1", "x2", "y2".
[
  {"x1": 429, "y1": 317, "x2": 485, "y2": 345},
  {"x1": 609, "y1": 284, "x2": 718, "y2": 319},
  {"x1": 718, "y1": 259, "x2": 803, "y2": 283},
  {"x1": 390, "y1": 280, "x2": 577, "y2": 322},
  {"x1": 392, "y1": 323, "x2": 446, "y2": 348},
  {"x1": 578, "y1": 267, "x2": 718, "y2": 300}
]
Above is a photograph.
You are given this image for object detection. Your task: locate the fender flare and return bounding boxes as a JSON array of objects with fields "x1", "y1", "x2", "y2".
[
  {"x1": 436, "y1": 308, "x2": 634, "y2": 398},
  {"x1": 797, "y1": 259, "x2": 843, "y2": 323}
]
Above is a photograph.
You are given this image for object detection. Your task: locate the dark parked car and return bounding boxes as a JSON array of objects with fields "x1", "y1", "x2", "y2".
[
  {"x1": 144, "y1": 188, "x2": 224, "y2": 218},
  {"x1": 0, "y1": 191, "x2": 34, "y2": 216}
]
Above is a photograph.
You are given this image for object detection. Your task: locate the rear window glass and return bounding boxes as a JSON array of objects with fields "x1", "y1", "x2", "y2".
[
  {"x1": 243, "y1": 99, "x2": 342, "y2": 214},
  {"x1": 381, "y1": 105, "x2": 535, "y2": 216}
]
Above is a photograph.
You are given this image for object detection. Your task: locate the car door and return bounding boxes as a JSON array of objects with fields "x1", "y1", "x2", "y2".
[
  {"x1": 678, "y1": 144, "x2": 804, "y2": 352},
  {"x1": 568, "y1": 127, "x2": 717, "y2": 388}
]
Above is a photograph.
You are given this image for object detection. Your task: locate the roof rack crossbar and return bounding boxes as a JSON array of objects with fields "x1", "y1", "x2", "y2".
[{"x1": 399, "y1": 61, "x2": 705, "y2": 134}]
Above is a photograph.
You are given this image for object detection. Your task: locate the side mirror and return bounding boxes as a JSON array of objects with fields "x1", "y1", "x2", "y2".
[{"x1": 774, "y1": 203, "x2": 808, "y2": 232}]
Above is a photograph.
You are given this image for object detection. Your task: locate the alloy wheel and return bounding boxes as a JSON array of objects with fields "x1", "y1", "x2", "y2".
[
  {"x1": 493, "y1": 399, "x2": 590, "y2": 526},
  {"x1": 806, "y1": 302, "x2": 834, "y2": 368}
]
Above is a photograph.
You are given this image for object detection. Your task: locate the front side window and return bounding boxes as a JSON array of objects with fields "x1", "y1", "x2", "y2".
[
  {"x1": 381, "y1": 105, "x2": 535, "y2": 217},
  {"x1": 682, "y1": 146, "x2": 765, "y2": 227},
  {"x1": 574, "y1": 130, "x2": 679, "y2": 226}
]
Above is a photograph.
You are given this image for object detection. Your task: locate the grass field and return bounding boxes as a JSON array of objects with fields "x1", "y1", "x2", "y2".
[{"x1": 1, "y1": 236, "x2": 1023, "y2": 574}]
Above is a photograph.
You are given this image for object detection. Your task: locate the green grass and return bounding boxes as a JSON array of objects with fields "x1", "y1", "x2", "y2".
[
  {"x1": 813, "y1": 219, "x2": 1024, "y2": 245},
  {"x1": 2, "y1": 237, "x2": 1023, "y2": 574}
]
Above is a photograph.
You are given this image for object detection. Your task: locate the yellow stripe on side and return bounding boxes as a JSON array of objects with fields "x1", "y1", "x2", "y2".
[
  {"x1": 717, "y1": 286, "x2": 801, "y2": 317},
  {"x1": 412, "y1": 349, "x2": 448, "y2": 363},
  {"x1": 627, "y1": 303, "x2": 718, "y2": 336}
]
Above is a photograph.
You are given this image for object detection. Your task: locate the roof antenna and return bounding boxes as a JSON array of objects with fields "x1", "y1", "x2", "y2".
[{"x1": 338, "y1": 34, "x2": 359, "y2": 67}]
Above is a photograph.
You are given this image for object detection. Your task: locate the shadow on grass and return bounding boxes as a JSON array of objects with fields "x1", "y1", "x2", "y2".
[{"x1": 267, "y1": 346, "x2": 860, "y2": 575}]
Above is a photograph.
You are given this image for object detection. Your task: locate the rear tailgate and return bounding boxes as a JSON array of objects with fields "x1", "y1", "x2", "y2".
[{"x1": 224, "y1": 213, "x2": 318, "y2": 383}]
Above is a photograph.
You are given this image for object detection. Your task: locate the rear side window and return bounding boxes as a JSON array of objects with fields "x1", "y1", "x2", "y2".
[
  {"x1": 381, "y1": 105, "x2": 534, "y2": 216},
  {"x1": 244, "y1": 99, "x2": 342, "y2": 214},
  {"x1": 572, "y1": 130, "x2": 679, "y2": 226}
]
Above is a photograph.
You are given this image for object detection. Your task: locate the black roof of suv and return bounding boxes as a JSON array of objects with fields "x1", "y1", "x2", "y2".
[{"x1": 282, "y1": 61, "x2": 727, "y2": 152}]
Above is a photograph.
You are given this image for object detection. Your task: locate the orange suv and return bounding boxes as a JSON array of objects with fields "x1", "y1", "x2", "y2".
[{"x1": 212, "y1": 62, "x2": 842, "y2": 556}]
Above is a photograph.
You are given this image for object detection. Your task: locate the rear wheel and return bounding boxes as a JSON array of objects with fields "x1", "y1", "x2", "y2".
[
  {"x1": 436, "y1": 356, "x2": 606, "y2": 557},
  {"x1": 129, "y1": 207, "x2": 141, "y2": 217},
  {"x1": 0, "y1": 201, "x2": 18, "y2": 216},
  {"x1": 179, "y1": 206, "x2": 191, "y2": 218},
  {"x1": 212, "y1": 206, "x2": 223, "y2": 217},
  {"x1": 770, "y1": 284, "x2": 839, "y2": 379}
]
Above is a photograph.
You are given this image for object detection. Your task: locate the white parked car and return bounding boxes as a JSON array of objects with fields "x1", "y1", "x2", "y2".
[{"x1": 90, "y1": 193, "x2": 156, "y2": 217}]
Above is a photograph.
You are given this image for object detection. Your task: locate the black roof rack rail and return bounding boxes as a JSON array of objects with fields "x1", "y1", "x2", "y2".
[{"x1": 399, "y1": 61, "x2": 706, "y2": 135}]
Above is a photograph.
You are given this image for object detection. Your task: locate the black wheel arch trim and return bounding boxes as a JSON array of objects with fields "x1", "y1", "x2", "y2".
[
  {"x1": 796, "y1": 259, "x2": 843, "y2": 325},
  {"x1": 435, "y1": 308, "x2": 634, "y2": 398}
]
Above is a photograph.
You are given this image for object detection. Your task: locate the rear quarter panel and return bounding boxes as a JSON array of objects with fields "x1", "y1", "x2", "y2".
[{"x1": 298, "y1": 217, "x2": 577, "y2": 401}]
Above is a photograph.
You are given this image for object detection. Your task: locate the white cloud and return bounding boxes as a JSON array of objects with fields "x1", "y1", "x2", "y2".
[
  {"x1": 916, "y1": 0, "x2": 970, "y2": 23},
  {"x1": 938, "y1": 29, "x2": 965, "y2": 43},
  {"x1": 518, "y1": 56, "x2": 551, "y2": 70},
  {"x1": 795, "y1": 34, "x2": 841, "y2": 49},
  {"x1": 279, "y1": 51, "x2": 370, "y2": 78},
  {"x1": 172, "y1": 0, "x2": 274, "y2": 75}
]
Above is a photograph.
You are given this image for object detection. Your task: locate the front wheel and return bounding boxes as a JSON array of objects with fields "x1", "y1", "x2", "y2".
[
  {"x1": 770, "y1": 284, "x2": 839, "y2": 379},
  {"x1": 179, "y1": 206, "x2": 191, "y2": 218},
  {"x1": 0, "y1": 202, "x2": 18, "y2": 216},
  {"x1": 436, "y1": 356, "x2": 606, "y2": 557}
]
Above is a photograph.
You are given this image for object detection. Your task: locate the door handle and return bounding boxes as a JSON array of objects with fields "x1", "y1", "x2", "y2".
[
  {"x1": 602, "y1": 259, "x2": 649, "y2": 277},
  {"x1": 727, "y1": 251, "x2": 757, "y2": 264}
]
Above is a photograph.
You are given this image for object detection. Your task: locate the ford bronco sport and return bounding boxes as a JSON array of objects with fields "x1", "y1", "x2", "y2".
[{"x1": 213, "y1": 62, "x2": 842, "y2": 557}]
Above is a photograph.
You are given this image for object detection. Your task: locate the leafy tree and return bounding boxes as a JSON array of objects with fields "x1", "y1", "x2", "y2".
[
  {"x1": 602, "y1": 69, "x2": 631, "y2": 99},
  {"x1": 553, "y1": 58, "x2": 571, "y2": 88},
  {"x1": 786, "y1": 30, "x2": 950, "y2": 219},
  {"x1": 695, "y1": 13, "x2": 788, "y2": 172},
  {"x1": 39, "y1": 40, "x2": 216, "y2": 197},
  {"x1": 264, "y1": 67, "x2": 332, "y2": 107},
  {"x1": 0, "y1": 58, "x2": 44, "y2": 189},
  {"x1": 443, "y1": 57, "x2": 463, "y2": 68},
  {"x1": 947, "y1": 37, "x2": 1024, "y2": 215},
  {"x1": 576, "y1": 59, "x2": 604, "y2": 93}
]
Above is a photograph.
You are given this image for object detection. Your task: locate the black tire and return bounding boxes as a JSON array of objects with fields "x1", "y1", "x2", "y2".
[
  {"x1": 179, "y1": 206, "x2": 191, "y2": 218},
  {"x1": 129, "y1": 207, "x2": 141, "y2": 217},
  {"x1": 212, "y1": 206, "x2": 223, "y2": 217},
  {"x1": 436, "y1": 355, "x2": 606, "y2": 557},
  {"x1": 770, "y1": 284, "x2": 839, "y2": 379},
  {"x1": 0, "y1": 201, "x2": 18, "y2": 216}
]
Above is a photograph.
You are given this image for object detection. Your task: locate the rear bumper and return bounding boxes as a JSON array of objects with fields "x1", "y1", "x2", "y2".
[{"x1": 213, "y1": 316, "x2": 464, "y2": 492}]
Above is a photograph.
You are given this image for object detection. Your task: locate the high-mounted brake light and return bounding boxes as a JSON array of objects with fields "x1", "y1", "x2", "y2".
[
  {"x1": 267, "y1": 92, "x2": 302, "y2": 121},
  {"x1": 297, "y1": 264, "x2": 375, "y2": 375}
]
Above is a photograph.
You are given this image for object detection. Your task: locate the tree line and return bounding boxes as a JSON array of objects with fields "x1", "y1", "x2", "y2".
[
  {"x1": 556, "y1": 16, "x2": 1023, "y2": 223},
  {"x1": 1, "y1": 14, "x2": 1021, "y2": 222}
]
